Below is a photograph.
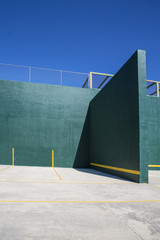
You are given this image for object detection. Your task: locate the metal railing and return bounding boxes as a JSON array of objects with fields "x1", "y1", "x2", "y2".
[
  {"x1": 0, "y1": 63, "x2": 159, "y2": 94},
  {"x1": 147, "y1": 80, "x2": 160, "y2": 97},
  {"x1": 0, "y1": 62, "x2": 115, "y2": 89},
  {"x1": 0, "y1": 63, "x2": 88, "y2": 88}
]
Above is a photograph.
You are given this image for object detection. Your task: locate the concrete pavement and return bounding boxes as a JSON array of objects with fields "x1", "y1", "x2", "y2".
[{"x1": 0, "y1": 165, "x2": 159, "y2": 239}]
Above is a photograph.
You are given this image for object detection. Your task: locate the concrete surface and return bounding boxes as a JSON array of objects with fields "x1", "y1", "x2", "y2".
[{"x1": 0, "y1": 166, "x2": 159, "y2": 240}]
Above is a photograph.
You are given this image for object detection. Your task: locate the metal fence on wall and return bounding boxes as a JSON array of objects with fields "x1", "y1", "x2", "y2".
[
  {"x1": 1, "y1": 63, "x2": 159, "y2": 95},
  {"x1": 0, "y1": 63, "x2": 88, "y2": 88}
]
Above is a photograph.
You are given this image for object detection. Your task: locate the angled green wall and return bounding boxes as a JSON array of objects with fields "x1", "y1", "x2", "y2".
[
  {"x1": 147, "y1": 97, "x2": 160, "y2": 170},
  {"x1": 89, "y1": 50, "x2": 148, "y2": 183},
  {"x1": 0, "y1": 79, "x2": 98, "y2": 167}
]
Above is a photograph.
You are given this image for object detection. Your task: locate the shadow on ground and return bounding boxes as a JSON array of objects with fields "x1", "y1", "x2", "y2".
[{"x1": 74, "y1": 168, "x2": 131, "y2": 182}]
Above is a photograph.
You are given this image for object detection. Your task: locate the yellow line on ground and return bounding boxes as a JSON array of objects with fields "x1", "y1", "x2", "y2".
[
  {"x1": 0, "y1": 166, "x2": 11, "y2": 172},
  {"x1": 0, "y1": 177, "x2": 131, "y2": 182},
  {"x1": 148, "y1": 165, "x2": 160, "y2": 167},
  {"x1": 0, "y1": 199, "x2": 159, "y2": 203},
  {"x1": 0, "y1": 177, "x2": 133, "y2": 182},
  {"x1": 90, "y1": 163, "x2": 140, "y2": 175},
  {"x1": 0, "y1": 180, "x2": 135, "y2": 184},
  {"x1": 0, "y1": 177, "x2": 58, "y2": 181},
  {"x1": 148, "y1": 184, "x2": 160, "y2": 189},
  {"x1": 53, "y1": 168, "x2": 62, "y2": 180}
]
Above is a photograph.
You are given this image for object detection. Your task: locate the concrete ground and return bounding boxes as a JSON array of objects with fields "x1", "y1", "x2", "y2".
[{"x1": 0, "y1": 165, "x2": 160, "y2": 240}]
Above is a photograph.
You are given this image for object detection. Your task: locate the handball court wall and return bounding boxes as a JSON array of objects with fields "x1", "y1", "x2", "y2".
[{"x1": 0, "y1": 50, "x2": 160, "y2": 182}]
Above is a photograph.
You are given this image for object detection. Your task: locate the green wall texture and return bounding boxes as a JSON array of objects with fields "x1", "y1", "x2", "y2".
[
  {"x1": 74, "y1": 106, "x2": 90, "y2": 168},
  {"x1": 88, "y1": 50, "x2": 148, "y2": 183},
  {"x1": 0, "y1": 79, "x2": 98, "y2": 167},
  {"x1": 147, "y1": 97, "x2": 160, "y2": 170}
]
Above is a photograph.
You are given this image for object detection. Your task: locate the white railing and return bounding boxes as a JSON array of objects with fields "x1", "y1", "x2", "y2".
[
  {"x1": 147, "y1": 80, "x2": 160, "y2": 97},
  {"x1": 1, "y1": 63, "x2": 159, "y2": 94},
  {"x1": 0, "y1": 62, "x2": 115, "y2": 89},
  {"x1": 0, "y1": 63, "x2": 88, "y2": 88},
  {"x1": 82, "y1": 72, "x2": 114, "y2": 89}
]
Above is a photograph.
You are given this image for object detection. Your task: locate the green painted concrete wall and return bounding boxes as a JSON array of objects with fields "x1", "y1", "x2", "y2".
[
  {"x1": 0, "y1": 79, "x2": 98, "y2": 167},
  {"x1": 0, "y1": 51, "x2": 158, "y2": 179},
  {"x1": 74, "y1": 106, "x2": 91, "y2": 168},
  {"x1": 89, "y1": 50, "x2": 148, "y2": 183},
  {"x1": 147, "y1": 97, "x2": 160, "y2": 170}
]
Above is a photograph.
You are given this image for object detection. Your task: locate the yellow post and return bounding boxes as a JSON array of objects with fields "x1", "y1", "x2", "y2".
[
  {"x1": 12, "y1": 148, "x2": 14, "y2": 166},
  {"x1": 52, "y1": 150, "x2": 54, "y2": 168}
]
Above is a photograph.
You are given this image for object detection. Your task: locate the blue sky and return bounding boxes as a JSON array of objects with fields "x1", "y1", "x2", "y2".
[{"x1": 0, "y1": 0, "x2": 160, "y2": 81}]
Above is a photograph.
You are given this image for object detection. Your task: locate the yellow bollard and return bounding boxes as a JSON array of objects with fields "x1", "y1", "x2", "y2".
[
  {"x1": 12, "y1": 148, "x2": 14, "y2": 166},
  {"x1": 52, "y1": 150, "x2": 54, "y2": 168}
]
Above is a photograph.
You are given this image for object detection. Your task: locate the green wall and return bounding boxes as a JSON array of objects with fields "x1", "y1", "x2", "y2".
[
  {"x1": 147, "y1": 97, "x2": 160, "y2": 170},
  {"x1": 74, "y1": 106, "x2": 91, "y2": 168},
  {"x1": 89, "y1": 50, "x2": 148, "y2": 183},
  {"x1": 0, "y1": 50, "x2": 158, "y2": 179},
  {"x1": 0, "y1": 79, "x2": 98, "y2": 167}
]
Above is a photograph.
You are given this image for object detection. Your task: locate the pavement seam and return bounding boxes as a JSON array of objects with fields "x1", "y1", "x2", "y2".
[{"x1": 100, "y1": 203, "x2": 144, "y2": 240}]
